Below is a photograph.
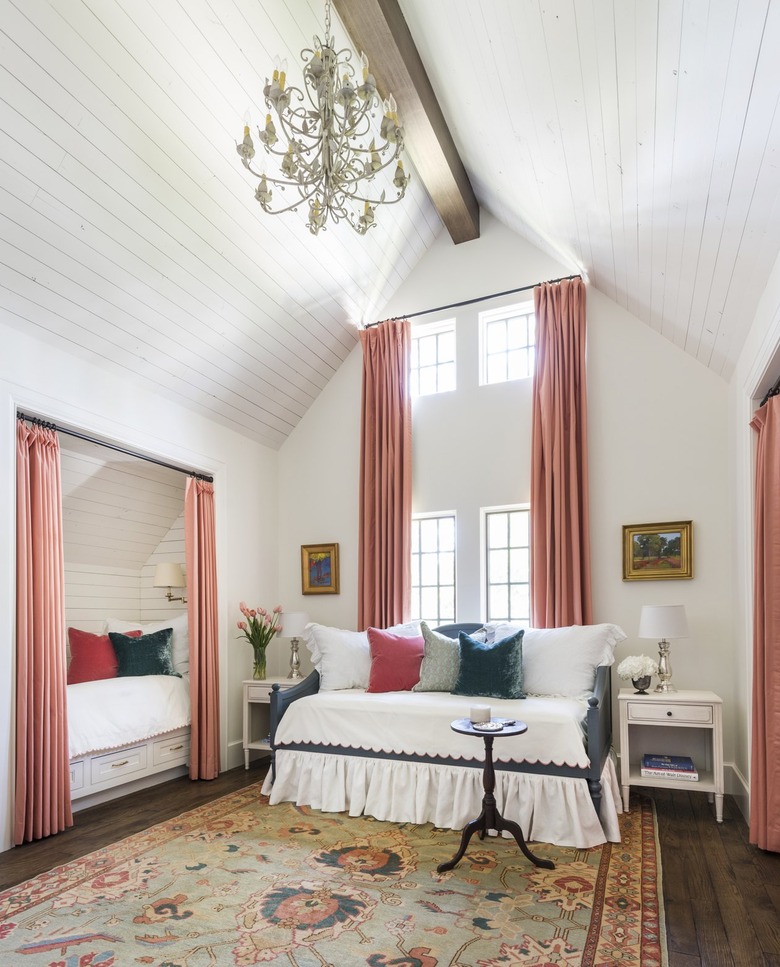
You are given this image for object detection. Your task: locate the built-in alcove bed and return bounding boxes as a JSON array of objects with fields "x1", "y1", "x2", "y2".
[{"x1": 57, "y1": 432, "x2": 193, "y2": 808}]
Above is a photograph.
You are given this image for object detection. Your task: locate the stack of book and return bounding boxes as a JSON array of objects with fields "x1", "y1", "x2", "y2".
[{"x1": 640, "y1": 753, "x2": 698, "y2": 781}]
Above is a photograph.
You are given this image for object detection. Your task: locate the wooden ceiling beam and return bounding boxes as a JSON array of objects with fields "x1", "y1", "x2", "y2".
[{"x1": 332, "y1": 0, "x2": 479, "y2": 244}]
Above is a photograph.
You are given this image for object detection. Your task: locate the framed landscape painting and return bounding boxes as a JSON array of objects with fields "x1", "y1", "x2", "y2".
[
  {"x1": 622, "y1": 521, "x2": 693, "y2": 581},
  {"x1": 301, "y1": 543, "x2": 340, "y2": 594}
]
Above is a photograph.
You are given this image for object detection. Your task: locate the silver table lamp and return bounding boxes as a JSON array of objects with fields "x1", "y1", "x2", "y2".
[
  {"x1": 283, "y1": 612, "x2": 309, "y2": 680},
  {"x1": 638, "y1": 604, "x2": 689, "y2": 693}
]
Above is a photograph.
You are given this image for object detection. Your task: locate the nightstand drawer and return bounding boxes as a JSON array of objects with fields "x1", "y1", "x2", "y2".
[
  {"x1": 627, "y1": 702, "x2": 713, "y2": 725},
  {"x1": 246, "y1": 683, "x2": 275, "y2": 702}
]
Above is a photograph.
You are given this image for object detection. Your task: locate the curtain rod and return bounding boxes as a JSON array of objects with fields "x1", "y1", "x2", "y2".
[
  {"x1": 760, "y1": 377, "x2": 780, "y2": 408},
  {"x1": 17, "y1": 412, "x2": 213, "y2": 482},
  {"x1": 366, "y1": 274, "x2": 582, "y2": 328}
]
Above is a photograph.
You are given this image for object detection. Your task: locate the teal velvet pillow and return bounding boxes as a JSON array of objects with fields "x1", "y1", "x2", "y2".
[
  {"x1": 452, "y1": 629, "x2": 525, "y2": 699},
  {"x1": 109, "y1": 628, "x2": 179, "y2": 678}
]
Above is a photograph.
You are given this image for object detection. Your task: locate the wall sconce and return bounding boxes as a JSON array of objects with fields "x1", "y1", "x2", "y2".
[
  {"x1": 283, "y1": 611, "x2": 309, "y2": 680},
  {"x1": 154, "y1": 562, "x2": 187, "y2": 604},
  {"x1": 638, "y1": 604, "x2": 689, "y2": 692}
]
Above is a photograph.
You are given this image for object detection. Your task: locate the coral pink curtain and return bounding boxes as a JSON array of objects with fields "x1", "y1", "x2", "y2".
[
  {"x1": 15, "y1": 420, "x2": 72, "y2": 844},
  {"x1": 749, "y1": 397, "x2": 780, "y2": 852},
  {"x1": 530, "y1": 278, "x2": 593, "y2": 628},
  {"x1": 358, "y1": 320, "x2": 412, "y2": 630},
  {"x1": 185, "y1": 477, "x2": 220, "y2": 780}
]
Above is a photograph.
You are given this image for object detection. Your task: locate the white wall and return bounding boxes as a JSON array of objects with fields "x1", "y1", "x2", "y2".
[
  {"x1": 276, "y1": 212, "x2": 738, "y2": 776},
  {"x1": 0, "y1": 322, "x2": 279, "y2": 853},
  {"x1": 728, "y1": 247, "x2": 780, "y2": 812}
]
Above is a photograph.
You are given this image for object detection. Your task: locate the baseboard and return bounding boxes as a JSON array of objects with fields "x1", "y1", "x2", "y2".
[
  {"x1": 225, "y1": 737, "x2": 270, "y2": 773},
  {"x1": 725, "y1": 761, "x2": 750, "y2": 822},
  {"x1": 71, "y1": 765, "x2": 188, "y2": 812}
]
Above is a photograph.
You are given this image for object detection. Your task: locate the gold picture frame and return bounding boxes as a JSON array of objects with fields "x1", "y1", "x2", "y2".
[
  {"x1": 301, "y1": 543, "x2": 340, "y2": 594},
  {"x1": 622, "y1": 521, "x2": 693, "y2": 581}
]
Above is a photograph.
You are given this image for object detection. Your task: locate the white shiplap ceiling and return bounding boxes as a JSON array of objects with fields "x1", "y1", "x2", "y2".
[{"x1": 3, "y1": 1, "x2": 780, "y2": 448}]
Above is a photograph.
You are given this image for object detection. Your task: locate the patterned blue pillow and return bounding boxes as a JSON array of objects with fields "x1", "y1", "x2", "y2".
[
  {"x1": 412, "y1": 621, "x2": 461, "y2": 692},
  {"x1": 452, "y1": 629, "x2": 525, "y2": 699}
]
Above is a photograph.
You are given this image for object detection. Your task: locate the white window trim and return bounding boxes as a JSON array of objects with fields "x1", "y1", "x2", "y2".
[
  {"x1": 411, "y1": 317, "x2": 457, "y2": 397},
  {"x1": 480, "y1": 502, "x2": 530, "y2": 623},
  {"x1": 478, "y1": 300, "x2": 535, "y2": 387},
  {"x1": 411, "y1": 509, "x2": 457, "y2": 626}
]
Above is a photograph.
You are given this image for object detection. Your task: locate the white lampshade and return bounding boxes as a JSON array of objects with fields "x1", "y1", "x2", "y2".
[
  {"x1": 283, "y1": 611, "x2": 309, "y2": 638},
  {"x1": 154, "y1": 562, "x2": 186, "y2": 589},
  {"x1": 638, "y1": 604, "x2": 689, "y2": 640}
]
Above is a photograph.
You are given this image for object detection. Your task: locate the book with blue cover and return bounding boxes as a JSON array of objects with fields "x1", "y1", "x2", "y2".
[{"x1": 641, "y1": 753, "x2": 695, "y2": 771}]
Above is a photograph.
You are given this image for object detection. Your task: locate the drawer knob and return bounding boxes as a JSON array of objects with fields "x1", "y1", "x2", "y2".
[{"x1": 667, "y1": 711, "x2": 673, "y2": 717}]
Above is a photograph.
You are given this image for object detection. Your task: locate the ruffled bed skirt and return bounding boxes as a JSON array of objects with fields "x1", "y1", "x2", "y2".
[{"x1": 262, "y1": 750, "x2": 623, "y2": 849}]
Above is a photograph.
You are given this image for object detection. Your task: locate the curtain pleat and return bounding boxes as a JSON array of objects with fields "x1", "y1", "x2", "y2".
[
  {"x1": 185, "y1": 478, "x2": 220, "y2": 780},
  {"x1": 358, "y1": 320, "x2": 412, "y2": 631},
  {"x1": 749, "y1": 397, "x2": 780, "y2": 852},
  {"x1": 15, "y1": 421, "x2": 72, "y2": 844},
  {"x1": 530, "y1": 278, "x2": 593, "y2": 628}
]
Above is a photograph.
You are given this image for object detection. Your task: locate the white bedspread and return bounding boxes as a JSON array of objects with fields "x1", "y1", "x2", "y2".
[
  {"x1": 272, "y1": 690, "x2": 590, "y2": 767},
  {"x1": 67, "y1": 676, "x2": 191, "y2": 759}
]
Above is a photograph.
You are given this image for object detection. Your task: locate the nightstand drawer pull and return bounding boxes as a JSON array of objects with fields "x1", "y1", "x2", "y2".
[
  {"x1": 169, "y1": 744, "x2": 184, "y2": 751},
  {"x1": 111, "y1": 759, "x2": 129, "y2": 769},
  {"x1": 667, "y1": 711, "x2": 672, "y2": 716}
]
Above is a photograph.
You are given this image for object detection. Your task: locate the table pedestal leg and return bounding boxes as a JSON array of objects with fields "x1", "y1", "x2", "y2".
[{"x1": 437, "y1": 735, "x2": 555, "y2": 873}]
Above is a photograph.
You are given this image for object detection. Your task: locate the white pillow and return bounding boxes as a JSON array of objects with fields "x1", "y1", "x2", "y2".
[
  {"x1": 106, "y1": 613, "x2": 190, "y2": 677},
  {"x1": 304, "y1": 620, "x2": 421, "y2": 690},
  {"x1": 487, "y1": 622, "x2": 626, "y2": 697}
]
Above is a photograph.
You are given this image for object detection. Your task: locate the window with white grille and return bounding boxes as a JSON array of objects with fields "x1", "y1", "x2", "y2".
[
  {"x1": 484, "y1": 506, "x2": 530, "y2": 624},
  {"x1": 411, "y1": 321, "x2": 456, "y2": 397},
  {"x1": 480, "y1": 302, "x2": 535, "y2": 385},
  {"x1": 411, "y1": 513, "x2": 456, "y2": 626}
]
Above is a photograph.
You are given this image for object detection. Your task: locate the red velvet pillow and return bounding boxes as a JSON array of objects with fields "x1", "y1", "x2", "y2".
[
  {"x1": 366, "y1": 627, "x2": 425, "y2": 692},
  {"x1": 67, "y1": 627, "x2": 141, "y2": 685}
]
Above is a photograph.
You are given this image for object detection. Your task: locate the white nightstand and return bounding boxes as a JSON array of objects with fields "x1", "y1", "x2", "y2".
[
  {"x1": 242, "y1": 678, "x2": 297, "y2": 770},
  {"x1": 618, "y1": 688, "x2": 724, "y2": 822}
]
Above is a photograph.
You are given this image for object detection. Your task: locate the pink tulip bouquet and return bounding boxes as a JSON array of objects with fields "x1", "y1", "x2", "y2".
[{"x1": 237, "y1": 602, "x2": 283, "y2": 680}]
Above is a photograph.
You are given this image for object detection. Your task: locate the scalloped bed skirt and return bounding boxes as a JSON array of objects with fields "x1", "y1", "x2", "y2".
[{"x1": 262, "y1": 751, "x2": 623, "y2": 849}]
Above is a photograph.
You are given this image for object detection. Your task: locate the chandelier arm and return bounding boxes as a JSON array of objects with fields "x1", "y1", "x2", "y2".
[{"x1": 238, "y1": 0, "x2": 408, "y2": 235}]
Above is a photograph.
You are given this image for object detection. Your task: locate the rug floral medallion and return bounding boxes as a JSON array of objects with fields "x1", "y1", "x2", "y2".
[{"x1": 0, "y1": 788, "x2": 667, "y2": 967}]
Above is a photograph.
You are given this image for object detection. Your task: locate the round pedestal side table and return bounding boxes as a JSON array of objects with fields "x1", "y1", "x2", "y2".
[{"x1": 437, "y1": 718, "x2": 555, "y2": 873}]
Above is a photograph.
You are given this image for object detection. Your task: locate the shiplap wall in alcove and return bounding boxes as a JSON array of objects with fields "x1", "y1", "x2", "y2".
[{"x1": 60, "y1": 435, "x2": 186, "y2": 633}]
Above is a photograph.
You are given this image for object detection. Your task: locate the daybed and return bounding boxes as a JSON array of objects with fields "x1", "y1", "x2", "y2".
[
  {"x1": 66, "y1": 615, "x2": 191, "y2": 807},
  {"x1": 263, "y1": 621, "x2": 625, "y2": 849}
]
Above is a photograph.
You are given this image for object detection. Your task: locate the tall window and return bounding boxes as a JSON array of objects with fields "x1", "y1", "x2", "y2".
[
  {"x1": 411, "y1": 320, "x2": 456, "y2": 397},
  {"x1": 480, "y1": 302, "x2": 535, "y2": 385},
  {"x1": 484, "y1": 506, "x2": 530, "y2": 624},
  {"x1": 411, "y1": 513, "x2": 455, "y2": 625}
]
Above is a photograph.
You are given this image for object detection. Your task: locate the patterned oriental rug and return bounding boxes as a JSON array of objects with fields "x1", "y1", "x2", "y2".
[{"x1": 0, "y1": 787, "x2": 667, "y2": 967}]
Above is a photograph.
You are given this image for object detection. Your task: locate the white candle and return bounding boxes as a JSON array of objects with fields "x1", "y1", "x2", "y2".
[{"x1": 470, "y1": 704, "x2": 490, "y2": 724}]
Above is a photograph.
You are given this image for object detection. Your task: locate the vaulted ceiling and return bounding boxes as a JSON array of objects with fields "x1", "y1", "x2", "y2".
[{"x1": 3, "y1": 1, "x2": 780, "y2": 448}]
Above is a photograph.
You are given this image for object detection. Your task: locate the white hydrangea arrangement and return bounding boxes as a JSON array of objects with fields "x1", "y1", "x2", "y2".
[{"x1": 617, "y1": 655, "x2": 659, "y2": 680}]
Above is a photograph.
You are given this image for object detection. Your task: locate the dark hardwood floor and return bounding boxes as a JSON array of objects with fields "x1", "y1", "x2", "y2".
[{"x1": 1, "y1": 766, "x2": 779, "y2": 966}]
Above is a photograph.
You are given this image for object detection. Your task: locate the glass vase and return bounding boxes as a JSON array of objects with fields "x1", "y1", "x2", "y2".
[{"x1": 253, "y1": 650, "x2": 267, "y2": 681}]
